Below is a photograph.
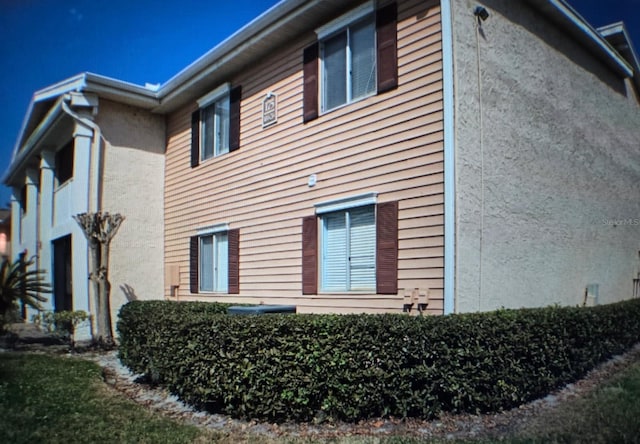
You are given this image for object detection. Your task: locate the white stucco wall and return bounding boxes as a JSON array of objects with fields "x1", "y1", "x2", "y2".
[
  {"x1": 96, "y1": 100, "x2": 165, "y2": 324},
  {"x1": 452, "y1": 0, "x2": 640, "y2": 311}
]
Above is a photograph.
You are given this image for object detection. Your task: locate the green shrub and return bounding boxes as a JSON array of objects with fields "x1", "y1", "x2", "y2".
[
  {"x1": 117, "y1": 299, "x2": 640, "y2": 423},
  {"x1": 0, "y1": 256, "x2": 50, "y2": 331},
  {"x1": 32, "y1": 310, "x2": 90, "y2": 339}
]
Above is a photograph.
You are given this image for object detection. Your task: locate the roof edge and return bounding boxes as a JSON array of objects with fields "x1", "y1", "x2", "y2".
[
  {"x1": 533, "y1": 0, "x2": 634, "y2": 77},
  {"x1": 598, "y1": 22, "x2": 640, "y2": 102},
  {"x1": 155, "y1": 0, "x2": 310, "y2": 109},
  {"x1": 2, "y1": 98, "x2": 65, "y2": 185}
]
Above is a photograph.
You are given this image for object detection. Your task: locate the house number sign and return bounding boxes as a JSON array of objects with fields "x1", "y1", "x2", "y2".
[{"x1": 262, "y1": 92, "x2": 277, "y2": 127}]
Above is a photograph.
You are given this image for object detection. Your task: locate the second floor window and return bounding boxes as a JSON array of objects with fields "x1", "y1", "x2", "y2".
[
  {"x1": 200, "y1": 94, "x2": 230, "y2": 160},
  {"x1": 303, "y1": 2, "x2": 397, "y2": 123},
  {"x1": 56, "y1": 141, "x2": 74, "y2": 185},
  {"x1": 322, "y1": 16, "x2": 376, "y2": 112},
  {"x1": 191, "y1": 84, "x2": 242, "y2": 168}
]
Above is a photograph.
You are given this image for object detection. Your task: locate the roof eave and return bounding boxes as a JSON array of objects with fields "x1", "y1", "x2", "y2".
[
  {"x1": 153, "y1": 0, "x2": 315, "y2": 113},
  {"x1": 598, "y1": 22, "x2": 640, "y2": 96},
  {"x1": 527, "y1": 0, "x2": 633, "y2": 77},
  {"x1": 2, "y1": 98, "x2": 65, "y2": 186}
]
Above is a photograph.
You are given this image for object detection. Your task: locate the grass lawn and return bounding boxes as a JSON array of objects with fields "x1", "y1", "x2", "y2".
[
  {"x1": 1, "y1": 351, "x2": 639, "y2": 443},
  {"x1": 0, "y1": 352, "x2": 219, "y2": 444},
  {"x1": 510, "y1": 358, "x2": 640, "y2": 444}
]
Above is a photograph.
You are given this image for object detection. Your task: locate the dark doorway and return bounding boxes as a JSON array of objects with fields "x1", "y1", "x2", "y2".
[{"x1": 53, "y1": 235, "x2": 72, "y2": 312}]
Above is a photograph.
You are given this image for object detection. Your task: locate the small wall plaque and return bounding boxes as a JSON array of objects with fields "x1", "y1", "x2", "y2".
[{"x1": 262, "y1": 92, "x2": 277, "y2": 128}]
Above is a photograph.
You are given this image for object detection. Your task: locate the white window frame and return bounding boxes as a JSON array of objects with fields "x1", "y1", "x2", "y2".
[
  {"x1": 316, "y1": 193, "x2": 377, "y2": 292},
  {"x1": 316, "y1": 1, "x2": 377, "y2": 113},
  {"x1": 197, "y1": 223, "x2": 229, "y2": 293},
  {"x1": 197, "y1": 83, "x2": 231, "y2": 161}
]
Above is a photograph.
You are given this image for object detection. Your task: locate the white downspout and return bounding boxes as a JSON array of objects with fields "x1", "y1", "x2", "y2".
[
  {"x1": 61, "y1": 95, "x2": 103, "y2": 338},
  {"x1": 61, "y1": 97, "x2": 102, "y2": 213},
  {"x1": 441, "y1": 0, "x2": 456, "y2": 314}
]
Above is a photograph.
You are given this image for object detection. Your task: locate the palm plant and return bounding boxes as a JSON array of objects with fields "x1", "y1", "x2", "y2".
[{"x1": 0, "y1": 256, "x2": 50, "y2": 326}]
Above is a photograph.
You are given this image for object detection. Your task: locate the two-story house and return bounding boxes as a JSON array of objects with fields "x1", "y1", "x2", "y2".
[
  {"x1": 3, "y1": 75, "x2": 165, "y2": 338},
  {"x1": 160, "y1": 0, "x2": 640, "y2": 314},
  {"x1": 5, "y1": 0, "x2": 640, "y2": 325}
]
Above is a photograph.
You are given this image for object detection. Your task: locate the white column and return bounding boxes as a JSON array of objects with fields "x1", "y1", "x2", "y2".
[
  {"x1": 10, "y1": 188, "x2": 21, "y2": 262},
  {"x1": 23, "y1": 169, "x2": 40, "y2": 320},
  {"x1": 70, "y1": 121, "x2": 93, "y2": 340},
  {"x1": 39, "y1": 151, "x2": 56, "y2": 312}
]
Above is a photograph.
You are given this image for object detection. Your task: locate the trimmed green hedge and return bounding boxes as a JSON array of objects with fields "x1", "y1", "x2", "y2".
[{"x1": 117, "y1": 299, "x2": 640, "y2": 423}]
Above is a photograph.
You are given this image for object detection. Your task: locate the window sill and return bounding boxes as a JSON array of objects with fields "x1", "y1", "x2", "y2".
[
  {"x1": 318, "y1": 290, "x2": 377, "y2": 295},
  {"x1": 320, "y1": 91, "x2": 376, "y2": 116},
  {"x1": 199, "y1": 151, "x2": 231, "y2": 164}
]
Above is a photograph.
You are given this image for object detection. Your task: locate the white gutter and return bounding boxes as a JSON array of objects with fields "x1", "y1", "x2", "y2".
[
  {"x1": 61, "y1": 96, "x2": 102, "y2": 213},
  {"x1": 598, "y1": 22, "x2": 640, "y2": 95},
  {"x1": 157, "y1": 0, "x2": 314, "y2": 107},
  {"x1": 546, "y1": 0, "x2": 633, "y2": 77},
  {"x1": 441, "y1": 0, "x2": 456, "y2": 315},
  {"x1": 83, "y1": 72, "x2": 160, "y2": 107},
  {"x1": 33, "y1": 74, "x2": 87, "y2": 102}
]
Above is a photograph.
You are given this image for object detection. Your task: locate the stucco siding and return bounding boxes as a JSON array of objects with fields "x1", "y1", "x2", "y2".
[
  {"x1": 452, "y1": 0, "x2": 640, "y2": 311},
  {"x1": 97, "y1": 100, "x2": 165, "y2": 322},
  {"x1": 165, "y1": 0, "x2": 445, "y2": 314}
]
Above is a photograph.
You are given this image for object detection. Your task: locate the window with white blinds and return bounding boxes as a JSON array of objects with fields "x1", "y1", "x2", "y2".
[
  {"x1": 200, "y1": 94, "x2": 230, "y2": 161},
  {"x1": 321, "y1": 205, "x2": 375, "y2": 291},
  {"x1": 199, "y1": 232, "x2": 228, "y2": 292},
  {"x1": 321, "y1": 15, "x2": 376, "y2": 113}
]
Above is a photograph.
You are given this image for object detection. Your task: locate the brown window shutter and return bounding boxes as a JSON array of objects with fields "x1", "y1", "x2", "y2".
[
  {"x1": 302, "y1": 216, "x2": 317, "y2": 294},
  {"x1": 303, "y1": 42, "x2": 319, "y2": 123},
  {"x1": 189, "y1": 236, "x2": 199, "y2": 293},
  {"x1": 376, "y1": 201, "x2": 398, "y2": 294},
  {"x1": 376, "y1": 2, "x2": 398, "y2": 94},
  {"x1": 191, "y1": 110, "x2": 200, "y2": 168},
  {"x1": 229, "y1": 86, "x2": 242, "y2": 152},
  {"x1": 228, "y1": 229, "x2": 240, "y2": 294}
]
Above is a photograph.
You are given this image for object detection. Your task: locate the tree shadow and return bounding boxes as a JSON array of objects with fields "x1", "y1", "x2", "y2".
[{"x1": 120, "y1": 284, "x2": 138, "y2": 302}]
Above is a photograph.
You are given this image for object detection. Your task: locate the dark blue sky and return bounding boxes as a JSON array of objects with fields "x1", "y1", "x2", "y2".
[{"x1": 0, "y1": 0, "x2": 638, "y2": 207}]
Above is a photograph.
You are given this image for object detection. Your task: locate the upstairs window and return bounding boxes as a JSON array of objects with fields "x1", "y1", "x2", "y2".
[
  {"x1": 55, "y1": 141, "x2": 74, "y2": 185},
  {"x1": 303, "y1": 1, "x2": 397, "y2": 122},
  {"x1": 321, "y1": 16, "x2": 376, "y2": 112},
  {"x1": 20, "y1": 185, "x2": 27, "y2": 217},
  {"x1": 201, "y1": 94, "x2": 230, "y2": 160},
  {"x1": 191, "y1": 84, "x2": 242, "y2": 168}
]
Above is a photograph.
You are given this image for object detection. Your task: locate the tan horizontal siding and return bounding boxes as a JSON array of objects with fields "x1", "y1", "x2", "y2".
[{"x1": 165, "y1": 0, "x2": 445, "y2": 314}]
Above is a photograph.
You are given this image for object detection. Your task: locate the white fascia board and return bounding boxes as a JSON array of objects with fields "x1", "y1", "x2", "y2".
[
  {"x1": 197, "y1": 83, "x2": 231, "y2": 108},
  {"x1": 83, "y1": 72, "x2": 160, "y2": 108},
  {"x1": 33, "y1": 74, "x2": 87, "y2": 102},
  {"x1": 157, "y1": 0, "x2": 317, "y2": 108},
  {"x1": 441, "y1": 0, "x2": 455, "y2": 315},
  {"x1": 547, "y1": 0, "x2": 633, "y2": 77},
  {"x1": 599, "y1": 22, "x2": 640, "y2": 77},
  {"x1": 315, "y1": 0, "x2": 373, "y2": 39},
  {"x1": 315, "y1": 192, "x2": 377, "y2": 214},
  {"x1": 197, "y1": 223, "x2": 230, "y2": 235},
  {"x1": 2, "y1": 98, "x2": 65, "y2": 185}
]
